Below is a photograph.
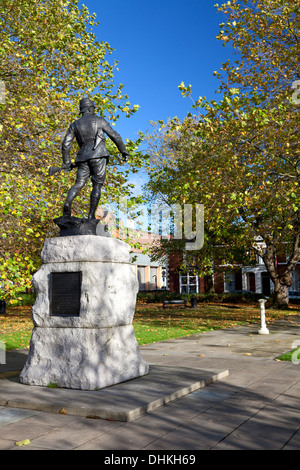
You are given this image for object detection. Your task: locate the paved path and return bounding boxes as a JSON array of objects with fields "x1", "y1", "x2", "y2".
[{"x1": 0, "y1": 315, "x2": 300, "y2": 451}]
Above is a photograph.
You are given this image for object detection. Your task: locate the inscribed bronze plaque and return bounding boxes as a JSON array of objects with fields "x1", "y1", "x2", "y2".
[{"x1": 50, "y1": 272, "x2": 81, "y2": 316}]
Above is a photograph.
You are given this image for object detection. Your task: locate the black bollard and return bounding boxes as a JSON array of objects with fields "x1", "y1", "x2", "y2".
[{"x1": 0, "y1": 300, "x2": 6, "y2": 315}]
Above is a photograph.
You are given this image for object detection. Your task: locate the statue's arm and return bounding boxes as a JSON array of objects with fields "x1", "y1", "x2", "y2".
[
  {"x1": 101, "y1": 119, "x2": 129, "y2": 160},
  {"x1": 62, "y1": 123, "x2": 76, "y2": 166}
]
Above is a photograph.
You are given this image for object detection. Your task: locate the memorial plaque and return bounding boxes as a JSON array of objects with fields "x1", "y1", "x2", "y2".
[{"x1": 50, "y1": 272, "x2": 82, "y2": 316}]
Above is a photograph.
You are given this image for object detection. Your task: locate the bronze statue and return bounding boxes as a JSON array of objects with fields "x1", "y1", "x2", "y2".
[{"x1": 60, "y1": 97, "x2": 129, "y2": 219}]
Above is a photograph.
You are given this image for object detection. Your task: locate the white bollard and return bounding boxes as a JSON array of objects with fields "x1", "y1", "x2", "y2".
[
  {"x1": 258, "y1": 299, "x2": 269, "y2": 334},
  {"x1": 0, "y1": 340, "x2": 5, "y2": 365}
]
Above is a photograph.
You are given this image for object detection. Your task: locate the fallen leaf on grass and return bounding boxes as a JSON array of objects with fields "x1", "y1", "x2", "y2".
[
  {"x1": 197, "y1": 354, "x2": 205, "y2": 357},
  {"x1": 243, "y1": 353, "x2": 252, "y2": 356},
  {"x1": 15, "y1": 439, "x2": 30, "y2": 446}
]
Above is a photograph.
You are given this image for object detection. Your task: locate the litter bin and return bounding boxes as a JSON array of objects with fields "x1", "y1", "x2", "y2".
[
  {"x1": 191, "y1": 297, "x2": 197, "y2": 309},
  {"x1": 0, "y1": 300, "x2": 6, "y2": 315}
]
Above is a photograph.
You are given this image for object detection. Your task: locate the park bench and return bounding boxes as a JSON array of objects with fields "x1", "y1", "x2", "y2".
[{"x1": 163, "y1": 299, "x2": 187, "y2": 309}]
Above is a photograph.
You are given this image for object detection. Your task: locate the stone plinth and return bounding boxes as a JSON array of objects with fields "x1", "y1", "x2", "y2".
[{"x1": 19, "y1": 236, "x2": 149, "y2": 390}]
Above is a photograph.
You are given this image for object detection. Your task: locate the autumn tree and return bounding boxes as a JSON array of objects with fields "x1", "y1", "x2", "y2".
[
  {"x1": 0, "y1": 0, "x2": 144, "y2": 301},
  {"x1": 146, "y1": 0, "x2": 300, "y2": 308}
]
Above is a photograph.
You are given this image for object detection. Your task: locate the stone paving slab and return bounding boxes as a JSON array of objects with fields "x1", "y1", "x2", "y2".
[
  {"x1": 139, "y1": 321, "x2": 300, "y2": 360},
  {"x1": 0, "y1": 365, "x2": 228, "y2": 422},
  {"x1": 0, "y1": 316, "x2": 300, "y2": 450}
]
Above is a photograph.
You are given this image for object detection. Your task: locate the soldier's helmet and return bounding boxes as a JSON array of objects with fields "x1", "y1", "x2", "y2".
[{"x1": 79, "y1": 96, "x2": 95, "y2": 114}]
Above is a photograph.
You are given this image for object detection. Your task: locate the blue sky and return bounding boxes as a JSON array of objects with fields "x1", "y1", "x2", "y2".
[
  {"x1": 81, "y1": 1, "x2": 235, "y2": 226},
  {"x1": 83, "y1": 0, "x2": 234, "y2": 141}
]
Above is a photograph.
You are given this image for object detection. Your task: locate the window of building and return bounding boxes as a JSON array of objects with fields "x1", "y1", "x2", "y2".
[
  {"x1": 149, "y1": 267, "x2": 158, "y2": 290},
  {"x1": 137, "y1": 266, "x2": 145, "y2": 291},
  {"x1": 179, "y1": 273, "x2": 199, "y2": 294}
]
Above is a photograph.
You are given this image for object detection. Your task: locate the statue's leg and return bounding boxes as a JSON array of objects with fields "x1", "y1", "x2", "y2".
[
  {"x1": 88, "y1": 158, "x2": 107, "y2": 219},
  {"x1": 63, "y1": 163, "x2": 89, "y2": 216},
  {"x1": 88, "y1": 183, "x2": 102, "y2": 220}
]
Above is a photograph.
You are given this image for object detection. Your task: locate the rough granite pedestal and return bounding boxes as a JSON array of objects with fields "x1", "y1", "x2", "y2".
[{"x1": 19, "y1": 235, "x2": 149, "y2": 390}]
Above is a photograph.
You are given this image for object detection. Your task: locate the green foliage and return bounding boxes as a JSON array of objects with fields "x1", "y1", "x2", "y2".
[
  {"x1": 11, "y1": 292, "x2": 36, "y2": 306},
  {"x1": 137, "y1": 290, "x2": 185, "y2": 303},
  {"x1": 146, "y1": 0, "x2": 300, "y2": 308},
  {"x1": 0, "y1": 0, "x2": 145, "y2": 301},
  {"x1": 137, "y1": 290, "x2": 265, "y2": 304}
]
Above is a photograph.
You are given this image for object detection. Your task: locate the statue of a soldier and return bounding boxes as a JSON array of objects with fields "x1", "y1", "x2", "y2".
[{"x1": 61, "y1": 96, "x2": 129, "y2": 219}]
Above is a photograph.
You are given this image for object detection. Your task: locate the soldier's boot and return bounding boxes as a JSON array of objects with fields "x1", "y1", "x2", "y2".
[
  {"x1": 63, "y1": 186, "x2": 80, "y2": 217},
  {"x1": 88, "y1": 196, "x2": 101, "y2": 219},
  {"x1": 88, "y1": 184, "x2": 102, "y2": 219},
  {"x1": 63, "y1": 200, "x2": 72, "y2": 217}
]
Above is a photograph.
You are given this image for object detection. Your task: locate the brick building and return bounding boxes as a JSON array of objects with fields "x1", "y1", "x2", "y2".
[
  {"x1": 167, "y1": 247, "x2": 300, "y2": 297},
  {"x1": 96, "y1": 207, "x2": 300, "y2": 296},
  {"x1": 96, "y1": 207, "x2": 167, "y2": 292}
]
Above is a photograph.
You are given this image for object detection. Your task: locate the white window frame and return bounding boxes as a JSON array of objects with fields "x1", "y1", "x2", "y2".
[{"x1": 179, "y1": 273, "x2": 199, "y2": 294}]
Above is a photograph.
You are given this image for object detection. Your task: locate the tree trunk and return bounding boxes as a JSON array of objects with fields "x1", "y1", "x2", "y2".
[
  {"x1": 272, "y1": 279, "x2": 290, "y2": 310},
  {"x1": 262, "y1": 243, "x2": 293, "y2": 310}
]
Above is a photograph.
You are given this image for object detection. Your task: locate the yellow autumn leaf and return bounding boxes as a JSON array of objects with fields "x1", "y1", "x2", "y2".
[{"x1": 15, "y1": 439, "x2": 31, "y2": 446}]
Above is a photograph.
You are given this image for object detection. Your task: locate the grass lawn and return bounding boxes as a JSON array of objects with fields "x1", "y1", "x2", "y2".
[
  {"x1": 276, "y1": 348, "x2": 300, "y2": 362},
  {"x1": 1, "y1": 301, "x2": 299, "y2": 351},
  {"x1": 0, "y1": 305, "x2": 33, "y2": 350}
]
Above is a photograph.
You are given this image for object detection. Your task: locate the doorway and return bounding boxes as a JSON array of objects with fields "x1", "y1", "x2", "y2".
[{"x1": 261, "y1": 272, "x2": 271, "y2": 296}]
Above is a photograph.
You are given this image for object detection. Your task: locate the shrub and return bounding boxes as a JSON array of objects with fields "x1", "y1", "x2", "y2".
[{"x1": 136, "y1": 291, "x2": 266, "y2": 304}]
